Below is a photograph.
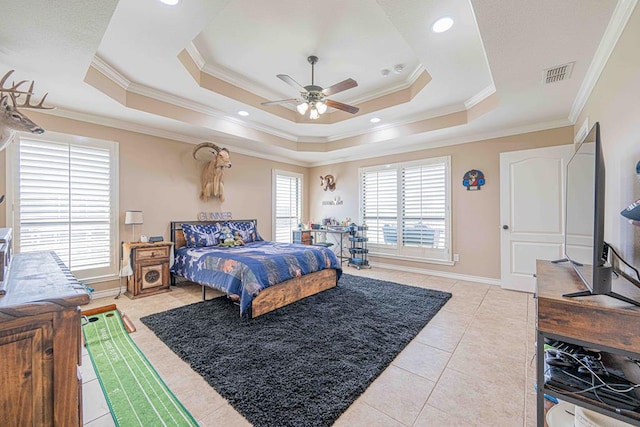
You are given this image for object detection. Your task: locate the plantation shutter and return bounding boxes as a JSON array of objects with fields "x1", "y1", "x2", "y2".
[
  {"x1": 16, "y1": 138, "x2": 116, "y2": 277},
  {"x1": 361, "y1": 169, "x2": 397, "y2": 245},
  {"x1": 360, "y1": 156, "x2": 450, "y2": 263},
  {"x1": 274, "y1": 171, "x2": 302, "y2": 243},
  {"x1": 402, "y1": 162, "x2": 446, "y2": 249}
]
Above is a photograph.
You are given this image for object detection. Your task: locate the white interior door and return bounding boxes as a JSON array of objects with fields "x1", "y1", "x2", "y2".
[{"x1": 500, "y1": 144, "x2": 574, "y2": 292}]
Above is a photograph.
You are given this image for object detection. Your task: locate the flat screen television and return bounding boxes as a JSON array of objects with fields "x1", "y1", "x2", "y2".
[{"x1": 563, "y1": 122, "x2": 640, "y2": 306}]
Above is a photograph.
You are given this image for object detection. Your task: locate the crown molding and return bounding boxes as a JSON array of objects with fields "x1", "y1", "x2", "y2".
[
  {"x1": 464, "y1": 84, "x2": 496, "y2": 109},
  {"x1": 569, "y1": 0, "x2": 638, "y2": 123},
  {"x1": 306, "y1": 118, "x2": 573, "y2": 167},
  {"x1": 38, "y1": 107, "x2": 310, "y2": 166},
  {"x1": 186, "y1": 42, "x2": 427, "y2": 107},
  {"x1": 91, "y1": 56, "x2": 131, "y2": 90},
  {"x1": 89, "y1": 58, "x2": 300, "y2": 142}
]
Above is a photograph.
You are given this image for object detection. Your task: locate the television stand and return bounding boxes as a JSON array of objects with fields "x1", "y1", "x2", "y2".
[
  {"x1": 563, "y1": 289, "x2": 640, "y2": 307},
  {"x1": 536, "y1": 260, "x2": 640, "y2": 426}
]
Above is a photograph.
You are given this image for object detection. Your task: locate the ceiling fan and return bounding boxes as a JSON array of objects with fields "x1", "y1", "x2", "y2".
[{"x1": 261, "y1": 55, "x2": 360, "y2": 119}]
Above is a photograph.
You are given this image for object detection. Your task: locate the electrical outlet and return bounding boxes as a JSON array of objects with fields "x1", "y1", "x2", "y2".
[{"x1": 453, "y1": 254, "x2": 460, "y2": 262}]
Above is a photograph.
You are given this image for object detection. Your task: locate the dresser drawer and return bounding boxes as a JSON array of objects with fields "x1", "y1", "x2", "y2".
[{"x1": 134, "y1": 246, "x2": 169, "y2": 261}]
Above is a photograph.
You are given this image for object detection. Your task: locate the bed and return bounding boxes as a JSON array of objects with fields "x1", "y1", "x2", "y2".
[{"x1": 170, "y1": 220, "x2": 342, "y2": 318}]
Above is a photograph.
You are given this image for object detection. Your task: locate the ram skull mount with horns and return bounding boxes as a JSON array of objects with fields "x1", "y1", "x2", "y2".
[
  {"x1": 193, "y1": 142, "x2": 232, "y2": 202},
  {"x1": 320, "y1": 175, "x2": 336, "y2": 192},
  {"x1": 0, "y1": 70, "x2": 52, "y2": 151}
]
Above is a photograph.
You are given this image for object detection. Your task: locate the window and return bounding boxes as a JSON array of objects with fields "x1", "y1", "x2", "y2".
[
  {"x1": 273, "y1": 170, "x2": 303, "y2": 243},
  {"x1": 7, "y1": 135, "x2": 119, "y2": 282},
  {"x1": 360, "y1": 156, "x2": 451, "y2": 263}
]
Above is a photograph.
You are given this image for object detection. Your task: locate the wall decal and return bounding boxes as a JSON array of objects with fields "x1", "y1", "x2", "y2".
[
  {"x1": 322, "y1": 195, "x2": 343, "y2": 206},
  {"x1": 462, "y1": 169, "x2": 485, "y2": 191},
  {"x1": 197, "y1": 211, "x2": 233, "y2": 221}
]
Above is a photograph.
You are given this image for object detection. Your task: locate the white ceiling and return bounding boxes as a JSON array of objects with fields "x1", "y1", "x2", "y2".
[{"x1": 0, "y1": 0, "x2": 631, "y2": 166}]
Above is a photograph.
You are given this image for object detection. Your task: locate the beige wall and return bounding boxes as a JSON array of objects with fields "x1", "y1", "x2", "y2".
[
  {"x1": 310, "y1": 127, "x2": 574, "y2": 279},
  {"x1": 576, "y1": 3, "x2": 640, "y2": 271},
  {"x1": 0, "y1": 112, "x2": 308, "y2": 292},
  {"x1": 19, "y1": 22, "x2": 640, "y2": 285}
]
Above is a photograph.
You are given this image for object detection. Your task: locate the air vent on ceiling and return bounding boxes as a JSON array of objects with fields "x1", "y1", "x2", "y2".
[{"x1": 542, "y1": 62, "x2": 574, "y2": 84}]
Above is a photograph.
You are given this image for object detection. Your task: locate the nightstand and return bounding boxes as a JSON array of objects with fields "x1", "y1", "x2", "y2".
[{"x1": 125, "y1": 242, "x2": 173, "y2": 298}]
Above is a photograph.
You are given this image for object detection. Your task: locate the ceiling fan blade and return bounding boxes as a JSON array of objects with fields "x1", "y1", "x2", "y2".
[
  {"x1": 277, "y1": 74, "x2": 307, "y2": 92},
  {"x1": 325, "y1": 99, "x2": 360, "y2": 114},
  {"x1": 322, "y1": 78, "x2": 358, "y2": 96},
  {"x1": 261, "y1": 98, "x2": 300, "y2": 106}
]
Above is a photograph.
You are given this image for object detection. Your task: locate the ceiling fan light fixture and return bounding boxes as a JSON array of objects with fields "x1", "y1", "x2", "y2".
[
  {"x1": 432, "y1": 16, "x2": 454, "y2": 33},
  {"x1": 296, "y1": 102, "x2": 309, "y2": 114},
  {"x1": 262, "y1": 55, "x2": 359, "y2": 116},
  {"x1": 316, "y1": 101, "x2": 327, "y2": 114}
]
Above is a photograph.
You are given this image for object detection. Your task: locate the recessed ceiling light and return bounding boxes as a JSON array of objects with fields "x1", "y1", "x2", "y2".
[
  {"x1": 432, "y1": 17, "x2": 454, "y2": 33},
  {"x1": 370, "y1": 117, "x2": 381, "y2": 123},
  {"x1": 159, "y1": 0, "x2": 180, "y2": 5},
  {"x1": 238, "y1": 111, "x2": 249, "y2": 116}
]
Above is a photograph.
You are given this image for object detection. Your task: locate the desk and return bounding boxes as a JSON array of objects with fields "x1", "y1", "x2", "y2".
[
  {"x1": 294, "y1": 229, "x2": 349, "y2": 263},
  {"x1": 536, "y1": 260, "x2": 640, "y2": 426}
]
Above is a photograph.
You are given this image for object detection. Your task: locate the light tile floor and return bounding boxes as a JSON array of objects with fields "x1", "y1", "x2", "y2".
[{"x1": 81, "y1": 267, "x2": 538, "y2": 426}]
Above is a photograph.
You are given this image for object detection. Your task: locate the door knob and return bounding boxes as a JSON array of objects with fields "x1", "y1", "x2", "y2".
[{"x1": 502, "y1": 225, "x2": 509, "y2": 230}]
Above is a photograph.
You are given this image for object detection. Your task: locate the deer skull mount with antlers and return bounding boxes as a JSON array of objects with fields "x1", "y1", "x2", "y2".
[
  {"x1": 193, "y1": 142, "x2": 232, "y2": 202},
  {"x1": 0, "y1": 70, "x2": 52, "y2": 151}
]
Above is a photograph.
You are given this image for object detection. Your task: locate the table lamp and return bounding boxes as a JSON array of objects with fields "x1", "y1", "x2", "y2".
[{"x1": 124, "y1": 210, "x2": 143, "y2": 242}]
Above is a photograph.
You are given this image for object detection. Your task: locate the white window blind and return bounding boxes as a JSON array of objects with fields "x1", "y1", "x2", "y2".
[
  {"x1": 402, "y1": 163, "x2": 446, "y2": 248},
  {"x1": 361, "y1": 168, "x2": 397, "y2": 245},
  {"x1": 360, "y1": 157, "x2": 451, "y2": 263},
  {"x1": 273, "y1": 170, "x2": 302, "y2": 243},
  {"x1": 12, "y1": 137, "x2": 118, "y2": 281}
]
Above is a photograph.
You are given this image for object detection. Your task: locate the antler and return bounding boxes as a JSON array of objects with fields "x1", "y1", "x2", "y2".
[
  {"x1": 10, "y1": 80, "x2": 53, "y2": 110},
  {"x1": 0, "y1": 70, "x2": 53, "y2": 110},
  {"x1": 0, "y1": 70, "x2": 30, "y2": 95}
]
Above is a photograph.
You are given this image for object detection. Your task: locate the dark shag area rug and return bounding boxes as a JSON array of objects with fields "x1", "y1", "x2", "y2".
[{"x1": 140, "y1": 274, "x2": 452, "y2": 427}]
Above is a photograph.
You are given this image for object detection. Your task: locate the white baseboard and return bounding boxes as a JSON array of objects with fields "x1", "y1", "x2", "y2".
[
  {"x1": 90, "y1": 287, "x2": 124, "y2": 300},
  {"x1": 367, "y1": 260, "x2": 502, "y2": 286},
  {"x1": 89, "y1": 264, "x2": 502, "y2": 300}
]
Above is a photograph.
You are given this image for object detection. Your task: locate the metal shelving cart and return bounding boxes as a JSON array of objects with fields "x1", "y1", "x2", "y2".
[{"x1": 347, "y1": 224, "x2": 370, "y2": 269}]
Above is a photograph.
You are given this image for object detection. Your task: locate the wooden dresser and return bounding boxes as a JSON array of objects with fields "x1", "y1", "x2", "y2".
[{"x1": 0, "y1": 251, "x2": 90, "y2": 426}]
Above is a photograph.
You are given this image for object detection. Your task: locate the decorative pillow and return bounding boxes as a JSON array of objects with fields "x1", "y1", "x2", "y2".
[
  {"x1": 224, "y1": 220, "x2": 263, "y2": 243},
  {"x1": 181, "y1": 223, "x2": 222, "y2": 247}
]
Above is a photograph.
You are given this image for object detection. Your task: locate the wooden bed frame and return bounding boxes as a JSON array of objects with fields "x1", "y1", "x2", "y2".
[{"x1": 170, "y1": 220, "x2": 338, "y2": 318}]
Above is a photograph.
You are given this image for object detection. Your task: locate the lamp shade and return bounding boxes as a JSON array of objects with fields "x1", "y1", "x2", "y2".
[
  {"x1": 296, "y1": 102, "x2": 309, "y2": 114},
  {"x1": 316, "y1": 101, "x2": 327, "y2": 114},
  {"x1": 124, "y1": 210, "x2": 143, "y2": 225}
]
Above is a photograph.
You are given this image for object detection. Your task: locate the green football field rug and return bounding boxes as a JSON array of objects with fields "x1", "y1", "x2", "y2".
[{"x1": 82, "y1": 309, "x2": 199, "y2": 427}]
